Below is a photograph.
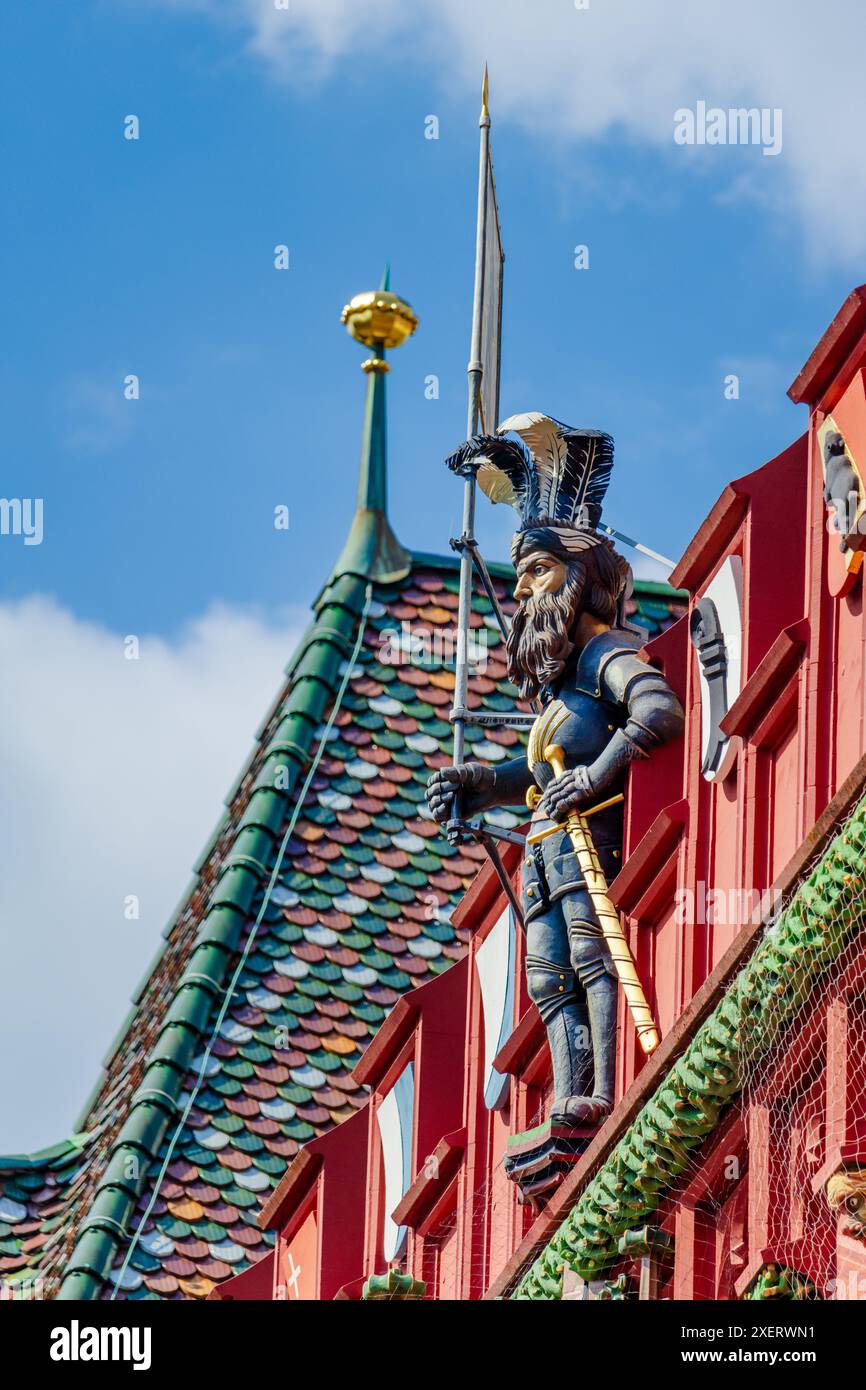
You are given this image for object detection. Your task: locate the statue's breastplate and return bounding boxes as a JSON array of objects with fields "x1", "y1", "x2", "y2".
[
  {"x1": 529, "y1": 688, "x2": 623, "y2": 791},
  {"x1": 548, "y1": 689, "x2": 619, "y2": 770},
  {"x1": 528, "y1": 630, "x2": 641, "y2": 791}
]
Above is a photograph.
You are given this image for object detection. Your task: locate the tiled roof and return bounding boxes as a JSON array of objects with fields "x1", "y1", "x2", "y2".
[{"x1": 0, "y1": 555, "x2": 685, "y2": 1300}]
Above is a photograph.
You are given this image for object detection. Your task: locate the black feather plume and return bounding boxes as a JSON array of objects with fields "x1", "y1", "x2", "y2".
[
  {"x1": 560, "y1": 425, "x2": 614, "y2": 529},
  {"x1": 444, "y1": 433, "x2": 540, "y2": 518},
  {"x1": 444, "y1": 415, "x2": 614, "y2": 530}
]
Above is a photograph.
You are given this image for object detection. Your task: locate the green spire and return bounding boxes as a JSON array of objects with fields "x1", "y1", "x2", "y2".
[
  {"x1": 355, "y1": 336, "x2": 389, "y2": 516},
  {"x1": 333, "y1": 272, "x2": 418, "y2": 584}
]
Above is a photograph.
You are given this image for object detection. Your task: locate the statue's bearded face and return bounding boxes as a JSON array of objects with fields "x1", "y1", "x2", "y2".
[
  {"x1": 507, "y1": 550, "x2": 585, "y2": 700},
  {"x1": 513, "y1": 552, "x2": 569, "y2": 601}
]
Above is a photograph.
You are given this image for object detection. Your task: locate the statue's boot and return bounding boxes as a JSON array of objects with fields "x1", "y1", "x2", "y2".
[
  {"x1": 550, "y1": 967, "x2": 618, "y2": 1129},
  {"x1": 551, "y1": 1095, "x2": 611, "y2": 1127}
]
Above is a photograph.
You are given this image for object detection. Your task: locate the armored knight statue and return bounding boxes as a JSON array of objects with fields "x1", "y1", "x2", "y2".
[{"x1": 426, "y1": 414, "x2": 684, "y2": 1128}]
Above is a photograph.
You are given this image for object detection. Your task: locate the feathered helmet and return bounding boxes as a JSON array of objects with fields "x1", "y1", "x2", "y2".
[
  {"x1": 446, "y1": 412, "x2": 614, "y2": 564},
  {"x1": 446, "y1": 412, "x2": 635, "y2": 626}
]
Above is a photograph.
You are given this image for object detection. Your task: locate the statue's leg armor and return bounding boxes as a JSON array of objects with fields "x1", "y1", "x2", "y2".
[
  {"x1": 552, "y1": 887, "x2": 619, "y2": 1124},
  {"x1": 524, "y1": 911, "x2": 593, "y2": 1103},
  {"x1": 522, "y1": 846, "x2": 593, "y2": 1103},
  {"x1": 534, "y1": 842, "x2": 619, "y2": 1123}
]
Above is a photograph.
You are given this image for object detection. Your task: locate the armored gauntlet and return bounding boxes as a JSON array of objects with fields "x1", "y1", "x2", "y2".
[{"x1": 425, "y1": 762, "x2": 497, "y2": 823}]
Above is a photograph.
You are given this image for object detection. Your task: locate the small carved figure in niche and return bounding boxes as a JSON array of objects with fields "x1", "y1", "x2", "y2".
[
  {"x1": 826, "y1": 1168, "x2": 866, "y2": 1242},
  {"x1": 823, "y1": 428, "x2": 864, "y2": 553}
]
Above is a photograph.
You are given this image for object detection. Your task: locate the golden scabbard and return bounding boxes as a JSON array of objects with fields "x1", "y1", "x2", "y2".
[{"x1": 528, "y1": 721, "x2": 659, "y2": 1057}]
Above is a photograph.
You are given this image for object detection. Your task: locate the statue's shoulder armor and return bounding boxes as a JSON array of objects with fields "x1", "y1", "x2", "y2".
[{"x1": 574, "y1": 628, "x2": 645, "y2": 702}]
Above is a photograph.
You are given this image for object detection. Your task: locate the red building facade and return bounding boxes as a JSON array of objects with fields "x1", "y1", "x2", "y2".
[{"x1": 216, "y1": 285, "x2": 866, "y2": 1302}]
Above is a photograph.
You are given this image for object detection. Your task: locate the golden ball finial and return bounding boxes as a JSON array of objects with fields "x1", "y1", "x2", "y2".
[{"x1": 341, "y1": 289, "x2": 419, "y2": 351}]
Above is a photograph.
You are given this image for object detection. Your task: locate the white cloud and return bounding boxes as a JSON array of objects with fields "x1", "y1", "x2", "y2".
[
  {"x1": 63, "y1": 374, "x2": 137, "y2": 455},
  {"x1": 137, "y1": 0, "x2": 866, "y2": 264},
  {"x1": 0, "y1": 596, "x2": 303, "y2": 1152}
]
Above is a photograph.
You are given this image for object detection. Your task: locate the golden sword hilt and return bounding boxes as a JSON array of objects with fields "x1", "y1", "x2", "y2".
[{"x1": 526, "y1": 792, "x2": 624, "y2": 842}]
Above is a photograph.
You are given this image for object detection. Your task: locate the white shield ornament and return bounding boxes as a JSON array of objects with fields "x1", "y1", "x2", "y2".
[{"x1": 690, "y1": 555, "x2": 743, "y2": 782}]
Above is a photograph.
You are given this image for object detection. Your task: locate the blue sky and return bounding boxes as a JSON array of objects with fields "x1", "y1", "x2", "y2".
[
  {"x1": 2, "y1": 0, "x2": 865, "y2": 1148},
  {"x1": 3, "y1": 0, "x2": 862, "y2": 626}
]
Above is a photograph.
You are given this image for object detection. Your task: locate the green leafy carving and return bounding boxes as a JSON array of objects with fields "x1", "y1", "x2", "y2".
[
  {"x1": 743, "y1": 1263, "x2": 817, "y2": 1301},
  {"x1": 362, "y1": 1270, "x2": 426, "y2": 1300}
]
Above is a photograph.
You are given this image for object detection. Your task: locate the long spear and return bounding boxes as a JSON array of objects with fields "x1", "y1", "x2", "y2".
[{"x1": 448, "y1": 66, "x2": 504, "y2": 842}]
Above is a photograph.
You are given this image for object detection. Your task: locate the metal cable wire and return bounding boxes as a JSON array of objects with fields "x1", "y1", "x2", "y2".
[{"x1": 108, "y1": 582, "x2": 374, "y2": 1297}]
